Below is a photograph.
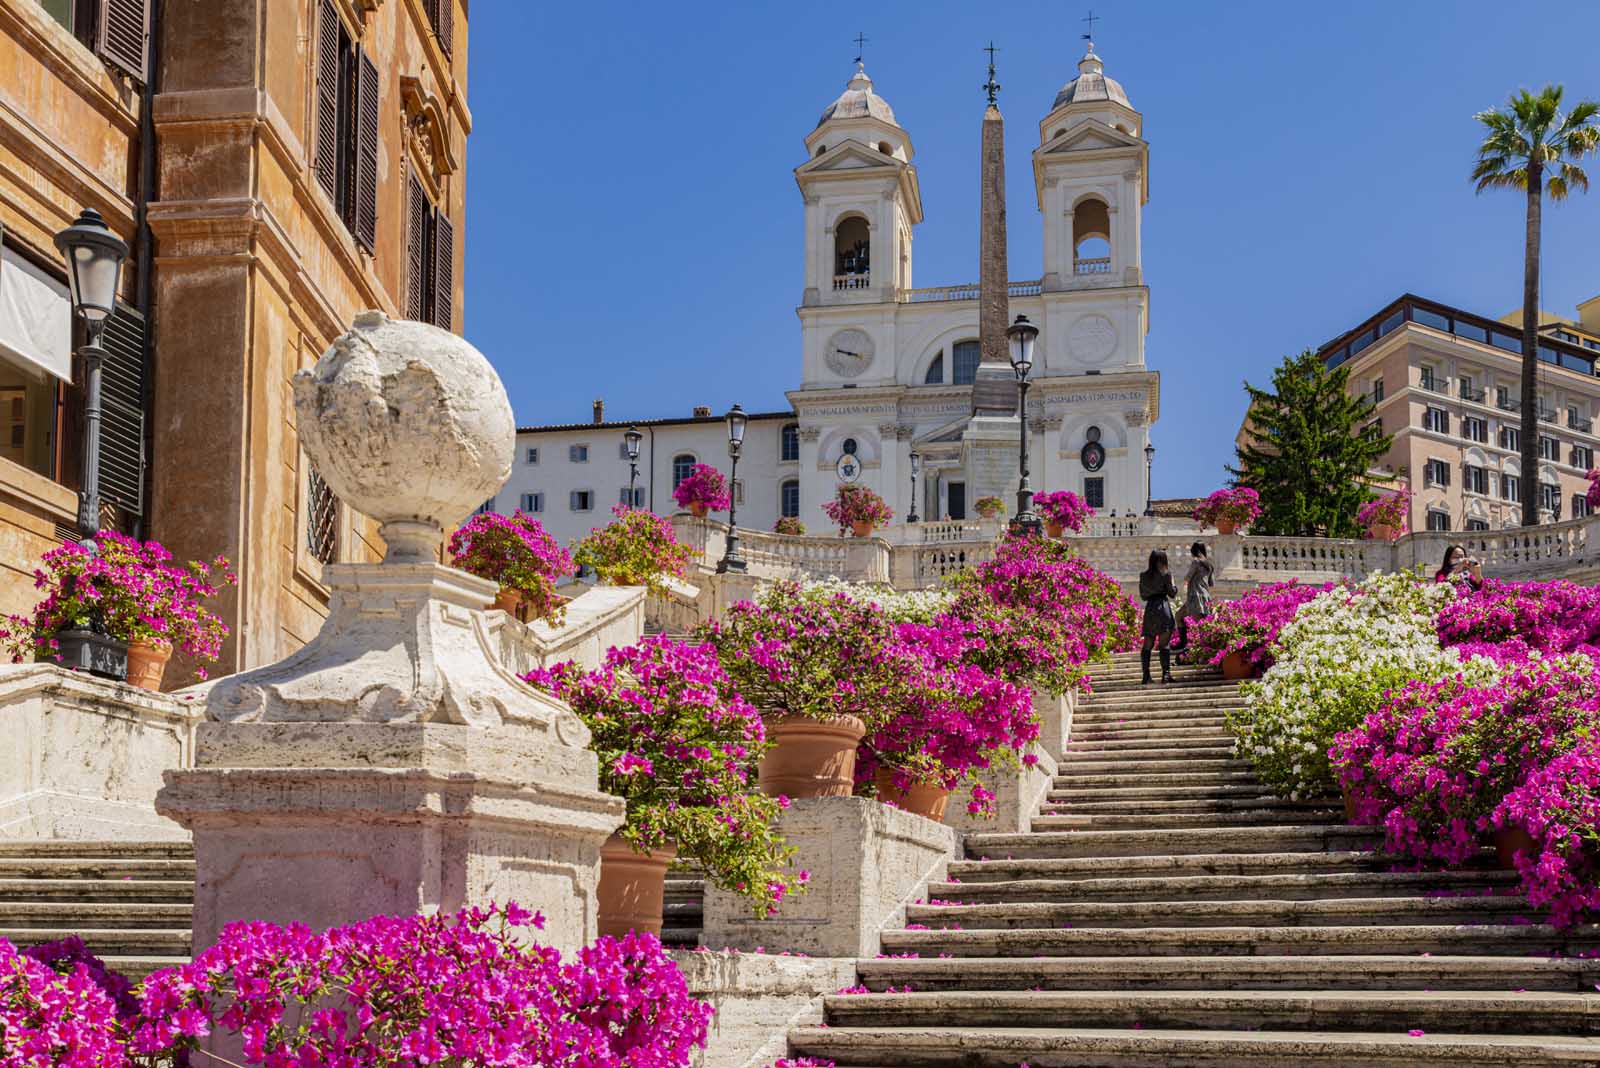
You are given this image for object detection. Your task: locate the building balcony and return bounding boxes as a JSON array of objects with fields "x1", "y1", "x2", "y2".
[
  {"x1": 1497, "y1": 398, "x2": 1521, "y2": 413},
  {"x1": 1461, "y1": 385, "x2": 1486, "y2": 403},
  {"x1": 1073, "y1": 257, "x2": 1112, "y2": 275},
  {"x1": 1571, "y1": 414, "x2": 1594, "y2": 433},
  {"x1": 1538, "y1": 407, "x2": 1558, "y2": 424},
  {"x1": 833, "y1": 273, "x2": 870, "y2": 291}
]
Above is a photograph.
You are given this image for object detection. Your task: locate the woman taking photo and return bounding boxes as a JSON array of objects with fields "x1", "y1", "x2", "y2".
[
  {"x1": 1436, "y1": 544, "x2": 1485, "y2": 591},
  {"x1": 1139, "y1": 549, "x2": 1178, "y2": 684}
]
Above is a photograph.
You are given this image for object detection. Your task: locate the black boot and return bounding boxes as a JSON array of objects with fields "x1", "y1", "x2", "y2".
[
  {"x1": 1160, "y1": 647, "x2": 1173, "y2": 683},
  {"x1": 1141, "y1": 649, "x2": 1153, "y2": 685}
]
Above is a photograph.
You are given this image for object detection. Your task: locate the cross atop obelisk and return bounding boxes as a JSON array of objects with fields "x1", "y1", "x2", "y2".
[{"x1": 971, "y1": 41, "x2": 1016, "y2": 416}]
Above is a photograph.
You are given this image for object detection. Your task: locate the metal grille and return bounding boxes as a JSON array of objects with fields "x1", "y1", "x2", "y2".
[{"x1": 307, "y1": 467, "x2": 339, "y2": 565}]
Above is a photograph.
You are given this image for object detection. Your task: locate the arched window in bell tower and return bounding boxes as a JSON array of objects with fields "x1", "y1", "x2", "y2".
[
  {"x1": 1072, "y1": 197, "x2": 1111, "y2": 276},
  {"x1": 833, "y1": 215, "x2": 870, "y2": 290}
]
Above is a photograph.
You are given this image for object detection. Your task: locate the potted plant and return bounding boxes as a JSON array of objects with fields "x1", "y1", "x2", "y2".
[
  {"x1": 671, "y1": 464, "x2": 730, "y2": 518},
  {"x1": 822, "y1": 483, "x2": 893, "y2": 537},
  {"x1": 1034, "y1": 490, "x2": 1094, "y2": 538},
  {"x1": 1358, "y1": 484, "x2": 1411, "y2": 541},
  {"x1": 1192, "y1": 486, "x2": 1262, "y2": 535},
  {"x1": 0, "y1": 533, "x2": 235, "y2": 689},
  {"x1": 773, "y1": 516, "x2": 806, "y2": 536},
  {"x1": 700, "y1": 582, "x2": 898, "y2": 798},
  {"x1": 572, "y1": 506, "x2": 691, "y2": 597},
  {"x1": 973, "y1": 496, "x2": 1005, "y2": 520},
  {"x1": 527, "y1": 637, "x2": 807, "y2": 934},
  {"x1": 448, "y1": 511, "x2": 573, "y2": 623}
]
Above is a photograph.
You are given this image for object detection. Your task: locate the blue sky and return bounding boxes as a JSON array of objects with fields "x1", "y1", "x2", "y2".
[{"x1": 462, "y1": 0, "x2": 1600, "y2": 499}]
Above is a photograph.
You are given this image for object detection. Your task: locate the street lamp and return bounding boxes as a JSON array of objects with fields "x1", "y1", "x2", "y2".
[
  {"x1": 1143, "y1": 441, "x2": 1156, "y2": 517},
  {"x1": 1006, "y1": 314, "x2": 1042, "y2": 538},
  {"x1": 623, "y1": 425, "x2": 642, "y2": 507},
  {"x1": 54, "y1": 208, "x2": 128, "y2": 541},
  {"x1": 716, "y1": 404, "x2": 748, "y2": 574},
  {"x1": 907, "y1": 450, "x2": 922, "y2": 524}
]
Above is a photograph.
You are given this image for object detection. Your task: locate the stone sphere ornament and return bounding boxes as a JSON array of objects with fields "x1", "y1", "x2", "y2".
[{"x1": 293, "y1": 311, "x2": 514, "y2": 561}]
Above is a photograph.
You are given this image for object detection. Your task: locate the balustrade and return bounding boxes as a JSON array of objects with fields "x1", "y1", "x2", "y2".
[
  {"x1": 1073, "y1": 257, "x2": 1112, "y2": 275},
  {"x1": 833, "y1": 274, "x2": 870, "y2": 291}
]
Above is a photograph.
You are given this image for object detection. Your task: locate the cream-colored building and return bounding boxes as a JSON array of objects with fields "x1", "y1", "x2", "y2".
[{"x1": 1312, "y1": 293, "x2": 1600, "y2": 533}]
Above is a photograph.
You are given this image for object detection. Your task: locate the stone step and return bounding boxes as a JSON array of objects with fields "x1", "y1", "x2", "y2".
[
  {"x1": 964, "y1": 824, "x2": 1378, "y2": 860},
  {"x1": 1055, "y1": 757, "x2": 1253, "y2": 776},
  {"x1": 854, "y1": 954, "x2": 1600, "y2": 993},
  {"x1": 97, "y1": 956, "x2": 189, "y2": 982},
  {"x1": 1030, "y1": 810, "x2": 1345, "y2": 830},
  {"x1": 0, "y1": 902, "x2": 192, "y2": 929},
  {"x1": 787, "y1": 1024, "x2": 1600, "y2": 1067},
  {"x1": 0, "y1": 857, "x2": 196, "y2": 880},
  {"x1": 1061, "y1": 745, "x2": 1239, "y2": 764},
  {"x1": 927, "y1": 870, "x2": 1518, "y2": 905},
  {"x1": 1069, "y1": 723, "x2": 1232, "y2": 743},
  {"x1": 1062, "y1": 734, "x2": 1236, "y2": 753},
  {"x1": 877, "y1": 923, "x2": 1600, "y2": 959},
  {"x1": 0, "y1": 927, "x2": 191, "y2": 957},
  {"x1": 1048, "y1": 783, "x2": 1286, "y2": 802},
  {"x1": 1050, "y1": 770, "x2": 1264, "y2": 791},
  {"x1": 1079, "y1": 686, "x2": 1243, "y2": 706},
  {"x1": 1071, "y1": 716, "x2": 1231, "y2": 736},
  {"x1": 819, "y1": 989, "x2": 1600, "y2": 1037},
  {"x1": 949, "y1": 850, "x2": 1496, "y2": 882},
  {"x1": 1040, "y1": 797, "x2": 1328, "y2": 815},
  {"x1": 1075, "y1": 697, "x2": 1244, "y2": 715},
  {"x1": 0, "y1": 840, "x2": 193, "y2": 858},
  {"x1": 900, "y1": 894, "x2": 1534, "y2": 931},
  {"x1": 0, "y1": 877, "x2": 194, "y2": 902}
]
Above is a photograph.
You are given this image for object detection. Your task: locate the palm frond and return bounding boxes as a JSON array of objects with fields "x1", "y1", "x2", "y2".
[{"x1": 1549, "y1": 161, "x2": 1590, "y2": 199}]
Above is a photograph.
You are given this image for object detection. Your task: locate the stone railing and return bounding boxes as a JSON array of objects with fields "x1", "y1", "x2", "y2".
[
  {"x1": 1073, "y1": 257, "x2": 1112, "y2": 275},
  {"x1": 833, "y1": 274, "x2": 869, "y2": 291},
  {"x1": 1230, "y1": 536, "x2": 1384, "y2": 581},
  {"x1": 1395, "y1": 515, "x2": 1595, "y2": 578},
  {"x1": 900, "y1": 279, "x2": 1043, "y2": 304},
  {"x1": 670, "y1": 515, "x2": 888, "y2": 585},
  {"x1": 494, "y1": 583, "x2": 646, "y2": 675},
  {"x1": 644, "y1": 575, "x2": 710, "y2": 636}
]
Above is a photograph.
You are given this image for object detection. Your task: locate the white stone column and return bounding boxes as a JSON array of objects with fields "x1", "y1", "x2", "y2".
[{"x1": 156, "y1": 312, "x2": 624, "y2": 956}]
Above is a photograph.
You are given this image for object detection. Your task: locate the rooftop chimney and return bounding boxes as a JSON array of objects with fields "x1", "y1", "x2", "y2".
[
  {"x1": 592, "y1": 398, "x2": 604, "y2": 424},
  {"x1": 692, "y1": 405, "x2": 712, "y2": 418}
]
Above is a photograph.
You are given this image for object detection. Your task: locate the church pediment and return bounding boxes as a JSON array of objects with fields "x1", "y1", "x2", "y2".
[
  {"x1": 914, "y1": 414, "x2": 972, "y2": 447},
  {"x1": 799, "y1": 141, "x2": 906, "y2": 175},
  {"x1": 1040, "y1": 119, "x2": 1143, "y2": 155}
]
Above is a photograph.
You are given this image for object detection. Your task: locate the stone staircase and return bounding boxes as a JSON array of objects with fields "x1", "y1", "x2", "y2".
[
  {"x1": 0, "y1": 840, "x2": 191, "y2": 978},
  {"x1": 787, "y1": 650, "x2": 1600, "y2": 1066}
]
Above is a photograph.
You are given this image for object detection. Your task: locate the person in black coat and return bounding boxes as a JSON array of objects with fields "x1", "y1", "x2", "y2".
[{"x1": 1138, "y1": 549, "x2": 1178, "y2": 684}]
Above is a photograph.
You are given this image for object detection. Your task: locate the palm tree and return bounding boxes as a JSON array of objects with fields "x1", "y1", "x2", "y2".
[{"x1": 1472, "y1": 85, "x2": 1599, "y2": 526}]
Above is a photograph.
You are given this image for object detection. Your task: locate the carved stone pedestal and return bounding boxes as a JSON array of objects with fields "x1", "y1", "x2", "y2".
[{"x1": 700, "y1": 796, "x2": 955, "y2": 957}]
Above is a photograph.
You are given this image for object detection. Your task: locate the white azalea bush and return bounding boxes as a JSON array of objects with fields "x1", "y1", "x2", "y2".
[
  {"x1": 793, "y1": 578, "x2": 955, "y2": 623},
  {"x1": 1227, "y1": 570, "x2": 1495, "y2": 799}
]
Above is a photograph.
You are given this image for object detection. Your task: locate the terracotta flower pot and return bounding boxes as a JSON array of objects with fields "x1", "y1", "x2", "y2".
[
  {"x1": 689, "y1": 503, "x2": 708, "y2": 518},
  {"x1": 491, "y1": 588, "x2": 523, "y2": 615},
  {"x1": 125, "y1": 641, "x2": 171, "y2": 692},
  {"x1": 873, "y1": 769, "x2": 950, "y2": 821},
  {"x1": 1370, "y1": 523, "x2": 1397, "y2": 542},
  {"x1": 1045, "y1": 520, "x2": 1065, "y2": 539},
  {"x1": 1220, "y1": 650, "x2": 1253, "y2": 681},
  {"x1": 850, "y1": 519, "x2": 874, "y2": 538},
  {"x1": 758, "y1": 713, "x2": 866, "y2": 798},
  {"x1": 1215, "y1": 517, "x2": 1239, "y2": 536},
  {"x1": 1339, "y1": 784, "x2": 1360, "y2": 823},
  {"x1": 1491, "y1": 825, "x2": 1537, "y2": 870},
  {"x1": 597, "y1": 833, "x2": 677, "y2": 938}
]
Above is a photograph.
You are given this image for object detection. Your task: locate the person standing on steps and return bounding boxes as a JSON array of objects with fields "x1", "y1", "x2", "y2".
[
  {"x1": 1138, "y1": 549, "x2": 1178, "y2": 685},
  {"x1": 1173, "y1": 541, "x2": 1214, "y2": 655}
]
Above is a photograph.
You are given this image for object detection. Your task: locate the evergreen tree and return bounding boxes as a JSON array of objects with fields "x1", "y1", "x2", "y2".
[{"x1": 1228, "y1": 349, "x2": 1392, "y2": 537}]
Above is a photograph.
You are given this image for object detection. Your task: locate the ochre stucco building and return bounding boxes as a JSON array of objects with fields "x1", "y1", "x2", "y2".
[{"x1": 0, "y1": 0, "x2": 468, "y2": 683}]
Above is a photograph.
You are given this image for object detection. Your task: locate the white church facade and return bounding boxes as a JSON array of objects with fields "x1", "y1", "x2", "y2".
[{"x1": 503, "y1": 46, "x2": 1161, "y2": 549}]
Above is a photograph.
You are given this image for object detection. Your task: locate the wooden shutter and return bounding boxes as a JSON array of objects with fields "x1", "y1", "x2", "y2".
[
  {"x1": 98, "y1": 303, "x2": 147, "y2": 517},
  {"x1": 431, "y1": 210, "x2": 453, "y2": 331},
  {"x1": 436, "y1": 0, "x2": 454, "y2": 56},
  {"x1": 353, "y1": 50, "x2": 380, "y2": 253},
  {"x1": 313, "y1": 0, "x2": 341, "y2": 201},
  {"x1": 406, "y1": 175, "x2": 429, "y2": 321},
  {"x1": 97, "y1": 0, "x2": 149, "y2": 82}
]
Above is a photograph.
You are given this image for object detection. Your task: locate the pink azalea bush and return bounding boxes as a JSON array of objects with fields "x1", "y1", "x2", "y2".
[
  {"x1": 526, "y1": 637, "x2": 807, "y2": 914},
  {"x1": 572, "y1": 505, "x2": 692, "y2": 597},
  {"x1": 1435, "y1": 578, "x2": 1600, "y2": 664},
  {"x1": 1187, "y1": 579, "x2": 1333, "y2": 673},
  {"x1": 672, "y1": 464, "x2": 730, "y2": 513},
  {"x1": 821, "y1": 484, "x2": 893, "y2": 534},
  {"x1": 1587, "y1": 468, "x2": 1600, "y2": 511},
  {"x1": 1191, "y1": 487, "x2": 1262, "y2": 530},
  {"x1": 0, "y1": 532, "x2": 236, "y2": 673},
  {"x1": 1357, "y1": 485, "x2": 1411, "y2": 539},
  {"x1": 1492, "y1": 737, "x2": 1600, "y2": 926},
  {"x1": 1033, "y1": 490, "x2": 1094, "y2": 533},
  {"x1": 1, "y1": 936, "x2": 130, "y2": 1068},
  {"x1": 449, "y1": 511, "x2": 574, "y2": 623}
]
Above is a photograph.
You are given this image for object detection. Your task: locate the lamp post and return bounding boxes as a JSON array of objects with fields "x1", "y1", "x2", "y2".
[
  {"x1": 716, "y1": 404, "x2": 748, "y2": 574},
  {"x1": 1143, "y1": 441, "x2": 1156, "y2": 517},
  {"x1": 1006, "y1": 314, "x2": 1042, "y2": 538},
  {"x1": 623, "y1": 424, "x2": 642, "y2": 507},
  {"x1": 54, "y1": 208, "x2": 129, "y2": 543},
  {"x1": 907, "y1": 451, "x2": 921, "y2": 524}
]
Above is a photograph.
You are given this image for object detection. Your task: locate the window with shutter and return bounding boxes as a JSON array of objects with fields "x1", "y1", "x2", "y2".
[
  {"x1": 354, "y1": 52, "x2": 380, "y2": 254},
  {"x1": 97, "y1": 303, "x2": 147, "y2": 518},
  {"x1": 432, "y1": 213, "x2": 454, "y2": 331},
  {"x1": 97, "y1": 0, "x2": 150, "y2": 83},
  {"x1": 314, "y1": 1, "x2": 342, "y2": 202},
  {"x1": 432, "y1": 0, "x2": 454, "y2": 56},
  {"x1": 406, "y1": 175, "x2": 429, "y2": 321}
]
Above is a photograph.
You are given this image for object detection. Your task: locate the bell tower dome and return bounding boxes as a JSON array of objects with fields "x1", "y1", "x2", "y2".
[{"x1": 796, "y1": 64, "x2": 923, "y2": 307}]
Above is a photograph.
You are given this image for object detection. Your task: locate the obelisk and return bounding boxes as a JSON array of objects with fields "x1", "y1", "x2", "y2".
[{"x1": 962, "y1": 45, "x2": 1022, "y2": 508}]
